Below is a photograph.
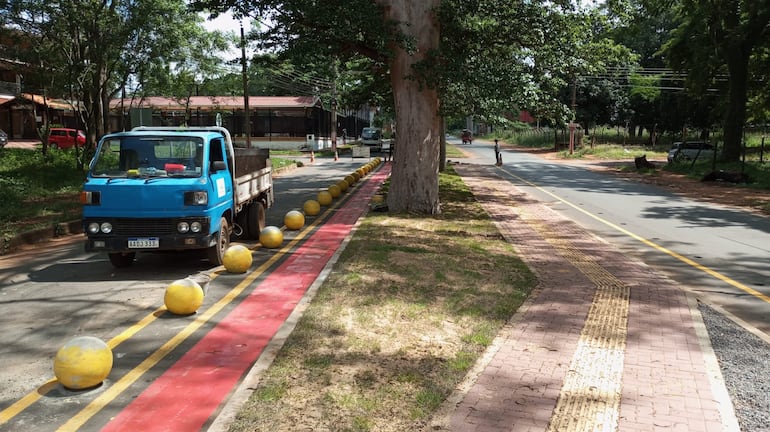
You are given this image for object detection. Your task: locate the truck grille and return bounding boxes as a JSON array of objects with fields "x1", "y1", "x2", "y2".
[
  {"x1": 115, "y1": 219, "x2": 176, "y2": 236},
  {"x1": 85, "y1": 218, "x2": 209, "y2": 236}
]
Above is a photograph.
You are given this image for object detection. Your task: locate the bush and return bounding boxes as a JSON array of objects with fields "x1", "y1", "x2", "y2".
[{"x1": 0, "y1": 148, "x2": 86, "y2": 237}]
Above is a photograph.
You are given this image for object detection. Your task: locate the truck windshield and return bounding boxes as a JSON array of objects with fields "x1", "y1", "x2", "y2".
[{"x1": 90, "y1": 136, "x2": 204, "y2": 178}]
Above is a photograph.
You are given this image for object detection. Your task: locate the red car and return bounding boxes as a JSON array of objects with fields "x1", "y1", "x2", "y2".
[{"x1": 48, "y1": 128, "x2": 86, "y2": 149}]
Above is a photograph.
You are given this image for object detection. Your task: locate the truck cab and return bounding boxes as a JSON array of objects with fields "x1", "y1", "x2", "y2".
[{"x1": 81, "y1": 127, "x2": 272, "y2": 267}]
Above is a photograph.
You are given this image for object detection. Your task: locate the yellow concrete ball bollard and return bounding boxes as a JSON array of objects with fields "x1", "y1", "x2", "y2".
[
  {"x1": 344, "y1": 175, "x2": 356, "y2": 186},
  {"x1": 223, "y1": 244, "x2": 253, "y2": 273},
  {"x1": 372, "y1": 194, "x2": 385, "y2": 203},
  {"x1": 303, "y1": 199, "x2": 321, "y2": 216},
  {"x1": 337, "y1": 179, "x2": 349, "y2": 192},
  {"x1": 164, "y1": 278, "x2": 205, "y2": 315},
  {"x1": 259, "y1": 226, "x2": 284, "y2": 249},
  {"x1": 284, "y1": 210, "x2": 305, "y2": 230},
  {"x1": 328, "y1": 184, "x2": 341, "y2": 198},
  {"x1": 351, "y1": 171, "x2": 361, "y2": 182},
  {"x1": 54, "y1": 336, "x2": 113, "y2": 390},
  {"x1": 317, "y1": 190, "x2": 333, "y2": 206}
]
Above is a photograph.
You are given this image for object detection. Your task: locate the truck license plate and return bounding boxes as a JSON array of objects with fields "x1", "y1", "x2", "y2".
[{"x1": 128, "y1": 237, "x2": 159, "y2": 248}]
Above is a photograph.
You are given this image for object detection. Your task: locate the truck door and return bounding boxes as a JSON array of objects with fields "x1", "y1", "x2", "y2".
[{"x1": 209, "y1": 137, "x2": 234, "y2": 215}]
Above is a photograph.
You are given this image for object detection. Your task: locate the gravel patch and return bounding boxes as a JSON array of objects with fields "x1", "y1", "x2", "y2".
[{"x1": 699, "y1": 302, "x2": 770, "y2": 431}]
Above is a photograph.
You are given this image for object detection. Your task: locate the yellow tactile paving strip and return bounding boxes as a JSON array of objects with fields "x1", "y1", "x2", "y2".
[
  {"x1": 443, "y1": 165, "x2": 736, "y2": 432},
  {"x1": 542, "y1": 241, "x2": 629, "y2": 431},
  {"x1": 484, "y1": 179, "x2": 631, "y2": 431}
]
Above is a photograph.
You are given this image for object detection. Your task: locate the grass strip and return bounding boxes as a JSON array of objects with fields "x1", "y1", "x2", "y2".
[{"x1": 227, "y1": 167, "x2": 537, "y2": 432}]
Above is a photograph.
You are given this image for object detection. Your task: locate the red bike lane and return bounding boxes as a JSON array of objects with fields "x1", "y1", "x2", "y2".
[{"x1": 101, "y1": 163, "x2": 390, "y2": 432}]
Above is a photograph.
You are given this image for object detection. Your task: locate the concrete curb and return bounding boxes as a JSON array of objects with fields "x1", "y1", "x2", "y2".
[{"x1": 1, "y1": 220, "x2": 82, "y2": 255}]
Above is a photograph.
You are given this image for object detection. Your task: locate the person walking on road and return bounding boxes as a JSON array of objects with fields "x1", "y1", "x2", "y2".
[{"x1": 494, "y1": 139, "x2": 502, "y2": 166}]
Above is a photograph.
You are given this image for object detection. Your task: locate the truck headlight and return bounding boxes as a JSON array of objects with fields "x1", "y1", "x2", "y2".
[
  {"x1": 190, "y1": 222, "x2": 202, "y2": 233},
  {"x1": 184, "y1": 191, "x2": 208, "y2": 206},
  {"x1": 177, "y1": 222, "x2": 190, "y2": 233},
  {"x1": 100, "y1": 222, "x2": 113, "y2": 234},
  {"x1": 87, "y1": 222, "x2": 101, "y2": 234}
]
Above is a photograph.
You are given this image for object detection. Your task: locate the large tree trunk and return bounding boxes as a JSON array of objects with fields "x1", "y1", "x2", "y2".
[
  {"x1": 380, "y1": 0, "x2": 441, "y2": 214},
  {"x1": 722, "y1": 44, "x2": 751, "y2": 162}
]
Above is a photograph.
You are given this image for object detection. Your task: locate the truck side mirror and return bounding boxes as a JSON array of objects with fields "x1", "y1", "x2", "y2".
[{"x1": 210, "y1": 161, "x2": 227, "y2": 172}]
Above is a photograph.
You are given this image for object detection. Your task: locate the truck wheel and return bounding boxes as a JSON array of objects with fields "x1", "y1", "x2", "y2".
[
  {"x1": 207, "y1": 217, "x2": 230, "y2": 266},
  {"x1": 108, "y1": 252, "x2": 135, "y2": 268},
  {"x1": 247, "y1": 202, "x2": 265, "y2": 240}
]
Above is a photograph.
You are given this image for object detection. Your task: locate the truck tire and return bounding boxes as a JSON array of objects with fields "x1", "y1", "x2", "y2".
[
  {"x1": 247, "y1": 202, "x2": 265, "y2": 240},
  {"x1": 207, "y1": 217, "x2": 230, "y2": 266},
  {"x1": 109, "y1": 252, "x2": 135, "y2": 268}
]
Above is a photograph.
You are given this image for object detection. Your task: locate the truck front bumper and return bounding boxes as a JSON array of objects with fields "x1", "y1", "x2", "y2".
[
  {"x1": 83, "y1": 217, "x2": 215, "y2": 253},
  {"x1": 85, "y1": 234, "x2": 215, "y2": 253}
]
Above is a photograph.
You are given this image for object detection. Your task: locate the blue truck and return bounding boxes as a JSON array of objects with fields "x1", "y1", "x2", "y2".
[{"x1": 81, "y1": 126, "x2": 273, "y2": 267}]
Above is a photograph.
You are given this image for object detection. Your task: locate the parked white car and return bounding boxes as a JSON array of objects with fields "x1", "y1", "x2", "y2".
[
  {"x1": 360, "y1": 127, "x2": 382, "y2": 150},
  {"x1": 667, "y1": 141, "x2": 715, "y2": 163}
]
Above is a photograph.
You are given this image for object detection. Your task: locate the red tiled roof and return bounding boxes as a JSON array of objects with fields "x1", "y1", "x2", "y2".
[
  {"x1": 109, "y1": 95, "x2": 321, "y2": 111},
  {"x1": 20, "y1": 93, "x2": 74, "y2": 110}
]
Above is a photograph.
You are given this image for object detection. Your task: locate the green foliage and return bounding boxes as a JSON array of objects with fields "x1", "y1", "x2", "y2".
[
  {"x1": 0, "y1": 149, "x2": 85, "y2": 238},
  {"x1": 2, "y1": 0, "x2": 230, "y2": 141},
  {"x1": 629, "y1": 74, "x2": 661, "y2": 102},
  {"x1": 270, "y1": 157, "x2": 297, "y2": 171},
  {"x1": 437, "y1": 0, "x2": 580, "y2": 123},
  {"x1": 496, "y1": 129, "x2": 554, "y2": 149},
  {"x1": 660, "y1": 0, "x2": 770, "y2": 160}
]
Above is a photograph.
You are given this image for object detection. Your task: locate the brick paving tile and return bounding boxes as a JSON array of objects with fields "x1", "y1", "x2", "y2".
[{"x1": 429, "y1": 165, "x2": 739, "y2": 432}]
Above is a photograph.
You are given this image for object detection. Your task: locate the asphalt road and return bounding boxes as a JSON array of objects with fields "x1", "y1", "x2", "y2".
[
  {"x1": 457, "y1": 139, "x2": 770, "y2": 337},
  {"x1": 4, "y1": 139, "x2": 769, "y2": 430},
  {"x1": 0, "y1": 154, "x2": 385, "y2": 431}
]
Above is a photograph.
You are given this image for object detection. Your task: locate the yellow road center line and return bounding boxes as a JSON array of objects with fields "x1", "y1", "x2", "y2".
[
  {"x1": 3, "y1": 166, "x2": 372, "y2": 427},
  {"x1": 57, "y1": 213, "x2": 331, "y2": 431},
  {"x1": 57, "y1": 252, "x2": 285, "y2": 431},
  {"x1": 499, "y1": 165, "x2": 770, "y2": 304},
  {"x1": 0, "y1": 202, "x2": 334, "y2": 427}
]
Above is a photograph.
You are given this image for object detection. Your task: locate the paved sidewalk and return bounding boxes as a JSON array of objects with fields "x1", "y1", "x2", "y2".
[{"x1": 434, "y1": 164, "x2": 739, "y2": 432}]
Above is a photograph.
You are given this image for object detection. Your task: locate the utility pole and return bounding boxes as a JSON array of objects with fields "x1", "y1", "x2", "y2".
[
  {"x1": 331, "y1": 59, "x2": 339, "y2": 161},
  {"x1": 568, "y1": 76, "x2": 577, "y2": 155},
  {"x1": 240, "y1": 21, "x2": 252, "y2": 147}
]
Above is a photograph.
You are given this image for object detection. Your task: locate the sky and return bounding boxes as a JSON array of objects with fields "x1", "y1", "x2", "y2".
[
  {"x1": 200, "y1": 11, "x2": 253, "y2": 58},
  {"x1": 201, "y1": 11, "x2": 243, "y2": 35}
]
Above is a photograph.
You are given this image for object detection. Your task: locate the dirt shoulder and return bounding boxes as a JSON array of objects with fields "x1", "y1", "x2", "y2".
[{"x1": 519, "y1": 147, "x2": 770, "y2": 217}]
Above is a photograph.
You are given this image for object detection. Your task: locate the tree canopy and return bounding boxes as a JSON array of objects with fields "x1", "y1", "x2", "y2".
[
  {"x1": 5, "y1": 0, "x2": 770, "y2": 206},
  {"x1": 1, "y1": 0, "x2": 229, "y2": 162},
  {"x1": 608, "y1": 0, "x2": 770, "y2": 160},
  {"x1": 193, "y1": 0, "x2": 618, "y2": 213}
]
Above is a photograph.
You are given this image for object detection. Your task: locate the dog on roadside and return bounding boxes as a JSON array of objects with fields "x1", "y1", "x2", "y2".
[
  {"x1": 701, "y1": 170, "x2": 753, "y2": 184},
  {"x1": 634, "y1": 155, "x2": 656, "y2": 170}
]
